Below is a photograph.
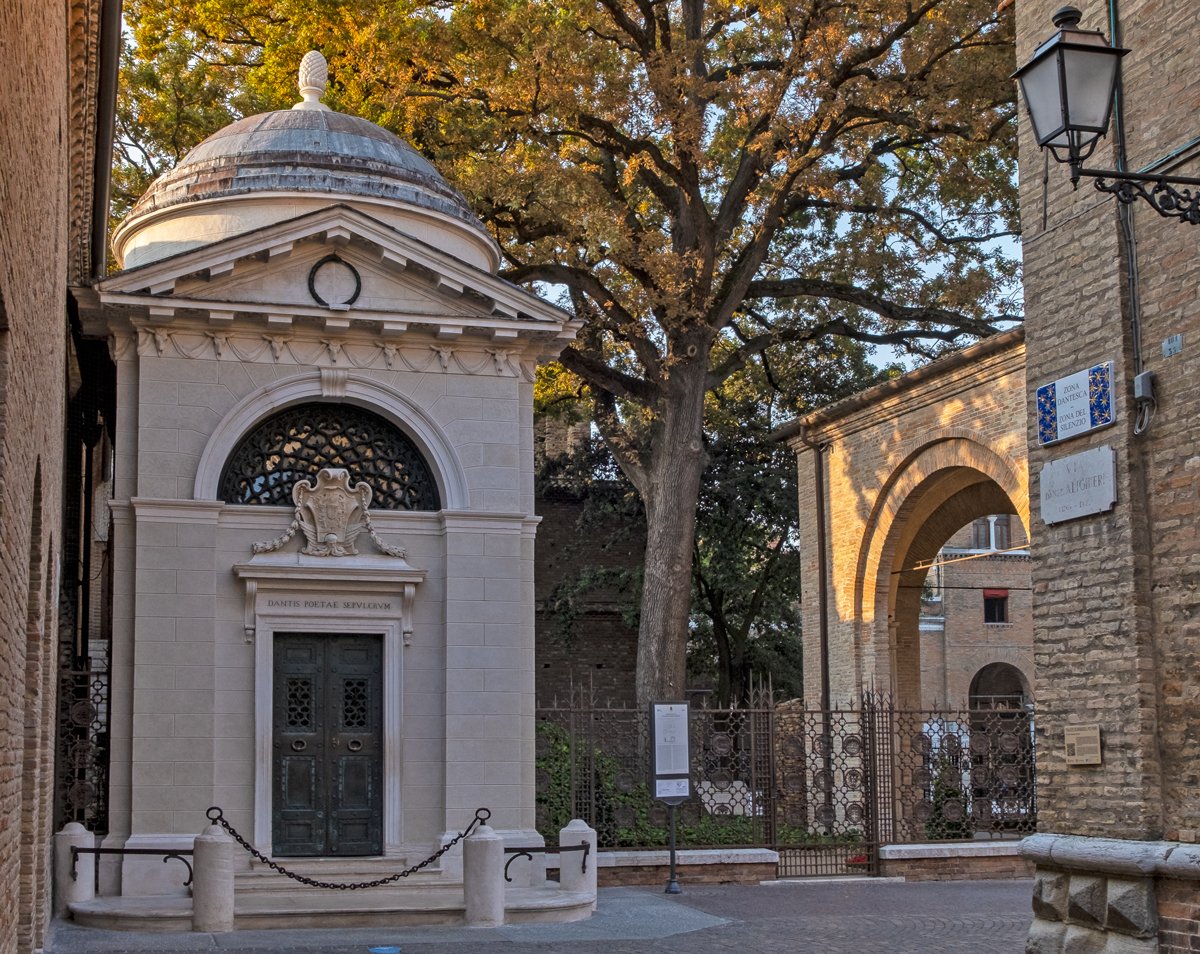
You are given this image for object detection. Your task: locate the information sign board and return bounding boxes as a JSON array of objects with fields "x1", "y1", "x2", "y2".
[
  {"x1": 650, "y1": 701, "x2": 691, "y2": 805},
  {"x1": 1064, "y1": 724, "x2": 1103, "y2": 766}
]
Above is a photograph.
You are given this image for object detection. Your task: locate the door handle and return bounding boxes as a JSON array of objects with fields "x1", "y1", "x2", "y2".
[{"x1": 347, "y1": 739, "x2": 363, "y2": 753}]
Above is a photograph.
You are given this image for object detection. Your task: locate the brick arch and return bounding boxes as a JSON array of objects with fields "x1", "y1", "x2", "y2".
[
  {"x1": 854, "y1": 435, "x2": 1029, "y2": 707},
  {"x1": 781, "y1": 329, "x2": 1027, "y2": 708},
  {"x1": 856, "y1": 433, "x2": 1027, "y2": 621},
  {"x1": 969, "y1": 661, "x2": 1032, "y2": 706}
]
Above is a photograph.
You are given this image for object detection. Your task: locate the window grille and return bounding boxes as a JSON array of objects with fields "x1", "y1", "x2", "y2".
[{"x1": 218, "y1": 403, "x2": 440, "y2": 510}]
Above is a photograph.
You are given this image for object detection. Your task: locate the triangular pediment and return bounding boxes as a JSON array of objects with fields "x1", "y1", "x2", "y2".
[{"x1": 96, "y1": 205, "x2": 579, "y2": 343}]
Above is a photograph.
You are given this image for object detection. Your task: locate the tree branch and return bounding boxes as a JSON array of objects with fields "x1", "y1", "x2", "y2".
[
  {"x1": 591, "y1": 389, "x2": 649, "y2": 494},
  {"x1": 559, "y1": 345, "x2": 659, "y2": 407},
  {"x1": 745, "y1": 277, "x2": 1016, "y2": 334},
  {"x1": 793, "y1": 198, "x2": 1019, "y2": 245}
]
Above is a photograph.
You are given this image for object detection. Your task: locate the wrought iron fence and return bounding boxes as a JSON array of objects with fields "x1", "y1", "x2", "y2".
[
  {"x1": 55, "y1": 666, "x2": 111, "y2": 834},
  {"x1": 535, "y1": 685, "x2": 1035, "y2": 877}
]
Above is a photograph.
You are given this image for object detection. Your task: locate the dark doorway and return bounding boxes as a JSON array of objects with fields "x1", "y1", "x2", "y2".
[{"x1": 273, "y1": 633, "x2": 383, "y2": 856}]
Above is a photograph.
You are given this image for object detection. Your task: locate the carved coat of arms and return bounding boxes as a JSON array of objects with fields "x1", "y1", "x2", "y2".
[{"x1": 252, "y1": 468, "x2": 406, "y2": 558}]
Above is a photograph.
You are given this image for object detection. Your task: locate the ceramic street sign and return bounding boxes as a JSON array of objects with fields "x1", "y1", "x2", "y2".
[{"x1": 1036, "y1": 361, "x2": 1114, "y2": 446}]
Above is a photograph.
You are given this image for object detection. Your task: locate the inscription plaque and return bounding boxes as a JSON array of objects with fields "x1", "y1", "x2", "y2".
[{"x1": 1040, "y1": 445, "x2": 1117, "y2": 525}]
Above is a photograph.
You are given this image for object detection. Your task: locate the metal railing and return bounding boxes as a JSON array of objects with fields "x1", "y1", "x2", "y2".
[
  {"x1": 503, "y1": 843, "x2": 590, "y2": 882},
  {"x1": 70, "y1": 846, "x2": 193, "y2": 886}
]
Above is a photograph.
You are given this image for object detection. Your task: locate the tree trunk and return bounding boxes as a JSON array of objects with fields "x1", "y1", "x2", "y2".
[
  {"x1": 634, "y1": 357, "x2": 709, "y2": 708},
  {"x1": 731, "y1": 628, "x2": 748, "y2": 708}
]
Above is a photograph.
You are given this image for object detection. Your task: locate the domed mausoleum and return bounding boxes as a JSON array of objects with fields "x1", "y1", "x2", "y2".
[
  {"x1": 114, "y1": 53, "x2": 497, "y2": 273},
  {"x1": 73, "y1": 53, "x2": 586, "y2": 927}
]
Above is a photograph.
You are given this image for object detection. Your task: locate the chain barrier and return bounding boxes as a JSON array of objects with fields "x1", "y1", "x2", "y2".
[{"x1": 205, "y1": 805, "x2": 491, "y2": 891}]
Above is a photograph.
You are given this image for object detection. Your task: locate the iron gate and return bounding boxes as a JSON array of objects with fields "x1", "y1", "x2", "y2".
[{"x1": 536, "y1": 686, "x2": 1035, "y2": 877}]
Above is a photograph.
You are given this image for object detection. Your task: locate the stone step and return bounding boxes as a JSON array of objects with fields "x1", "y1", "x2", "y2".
[
  {"x1": 234, "y1": 857, "x2": 448, "y2": 895},
  {"x1": 68, "y1": 884, "x2": 594, "y2": 932}
]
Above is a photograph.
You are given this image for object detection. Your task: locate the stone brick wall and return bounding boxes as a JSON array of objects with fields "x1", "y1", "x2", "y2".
[
  {"x1": 0, "y1": 0, "x2": 77, "y2": 950},
  {"x1": 1014, "y1": 0, "x2": 1200, "y2": 949},
  {"x1": 1114, "y1": 0, "x2": 1200, "y2": 845},
  {"x1": 1016, "y1": 0, "x2": 1200, "y2": 843},
  {"x1": 66, "y1": 0, "x2": 103, "y2": 283},
  {"x1": 590, "y1": 857, "x2": 778, "y2": 886},
  {"x1": 782, "y1": 331, "x2": 1028, "y2": 709}
]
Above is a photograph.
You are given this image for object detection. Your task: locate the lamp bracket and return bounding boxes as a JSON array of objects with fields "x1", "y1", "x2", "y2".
[{"x1": 1078, "y1": 167, "x2": 1200, "y2": 224}]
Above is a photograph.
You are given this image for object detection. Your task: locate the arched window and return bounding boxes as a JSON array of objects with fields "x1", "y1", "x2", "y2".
[
  {"x1": 218, "y1": 403, "x2": 440, "y2": 510},
  {"x1": 969, "y1": 663, "x2": 1029, "y2": 710}
]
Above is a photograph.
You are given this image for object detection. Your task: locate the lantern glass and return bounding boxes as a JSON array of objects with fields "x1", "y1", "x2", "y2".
[
  {"x1": 1017, "y1": 52, "x2": 1069, "y2": 148},
  {"x1": 1014, "y1": 16, "x2": 1127, "y2": 166},
  {"x1": 1061, "y1": 41, "x2": 1121, "y2": 133}
]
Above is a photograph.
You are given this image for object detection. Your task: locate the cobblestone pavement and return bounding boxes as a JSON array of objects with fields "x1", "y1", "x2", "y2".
[{"x1": 49, "y1": 879, "x2": 1033, "y2": 954}]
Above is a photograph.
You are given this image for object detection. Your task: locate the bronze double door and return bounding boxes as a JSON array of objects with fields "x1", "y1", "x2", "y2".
[{"x1": 273, "y1": 632, "x2": 383, "y2": 856}]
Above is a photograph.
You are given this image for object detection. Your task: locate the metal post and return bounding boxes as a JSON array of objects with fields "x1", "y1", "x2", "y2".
[{"x1": 665, "y1": 806, "x2": 681, "y2": 894}]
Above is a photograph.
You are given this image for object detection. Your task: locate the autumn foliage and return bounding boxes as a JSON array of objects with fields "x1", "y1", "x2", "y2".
[{"x1": 117, "y1": 0, "x2": 1020, "y2": 704}]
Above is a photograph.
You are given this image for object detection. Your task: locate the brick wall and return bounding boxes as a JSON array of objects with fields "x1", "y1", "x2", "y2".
[
  {"x1": 1111, "y1": 0, "x2": 1200, "y2": 845},
  {"x1": 66, "y1": 0, "x2": 103, "y2": 283},
  {"x1": 879, "y1": 855, "x2": 1034, "y2": 882},
  {"x1": 919, "y1": 518, "x2": 1033, "y2": 708},
  {"x1": 0, "y1": 0, "x2": 77, "y2": 950},
  {"x1": 1016, "y1": 0, "x2": 1200, "y2": 842},
  {"x1": 1158, "y1": 879, "x2": 1200, "y2": 954},
  {"x1": 534, "y1": 484, "x2": 642, "y2": 707}
]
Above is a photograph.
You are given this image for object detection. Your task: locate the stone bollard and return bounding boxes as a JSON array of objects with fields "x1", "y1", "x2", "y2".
[
  {"x1": 559, "y1": 819, "x2": 598, "y2": 910},
  {"x1": 192, "y1": 823, "x2": 236, "y2": 932},
  {"x1": 55, "y1": 822, "x2": 96, "y2": 916},
  {"x1": 463, "y1": 824, "x2": 505, "y2": 927}
]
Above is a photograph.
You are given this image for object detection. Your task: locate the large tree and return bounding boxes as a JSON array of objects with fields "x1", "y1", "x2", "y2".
[{"x1": 118, "y1": 0, "x2": 1020, "y2": 705}]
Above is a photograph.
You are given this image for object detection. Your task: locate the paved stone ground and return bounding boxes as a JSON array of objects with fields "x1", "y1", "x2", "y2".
[{"x1": 48, "y1": 879, "x2": 1033, "y2": 954}]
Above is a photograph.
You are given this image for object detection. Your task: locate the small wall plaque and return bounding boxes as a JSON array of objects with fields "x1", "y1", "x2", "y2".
[{"x1": 1064, "y1": 724, "x2": 1102, "y2": 766}]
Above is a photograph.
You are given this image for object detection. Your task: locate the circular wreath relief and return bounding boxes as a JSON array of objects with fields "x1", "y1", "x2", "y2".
[{"x1": 219, "y1": 403, "x2": 440, "y2": 510}]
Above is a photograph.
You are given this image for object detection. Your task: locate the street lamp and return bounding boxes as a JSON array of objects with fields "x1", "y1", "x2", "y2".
[{"x1": 1014, "y1": 5, "x2": 1200, "y2": 224}]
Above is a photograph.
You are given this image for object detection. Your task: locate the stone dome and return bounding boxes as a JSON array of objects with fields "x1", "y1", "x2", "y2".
[{"x1": 113, "y1": 53, "x2": 498, "y2": 272}]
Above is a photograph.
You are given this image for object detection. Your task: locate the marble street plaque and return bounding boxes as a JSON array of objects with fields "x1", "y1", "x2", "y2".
[{"x1": 1040, "y1": 445, "x2": 1117, "y2": 525}]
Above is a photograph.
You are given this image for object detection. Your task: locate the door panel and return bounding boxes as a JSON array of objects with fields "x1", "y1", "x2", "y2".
[
  {"x1": 273, "y1": 633, "x2": 383, "y2": 856},
  {"x1": 328, "y1": 636, "x2": 383, "y2": 855}
]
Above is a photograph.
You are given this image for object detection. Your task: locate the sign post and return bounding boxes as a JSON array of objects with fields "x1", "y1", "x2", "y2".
[{"x1": 650, "y1": 701, "x2": 690, "y2": 894}]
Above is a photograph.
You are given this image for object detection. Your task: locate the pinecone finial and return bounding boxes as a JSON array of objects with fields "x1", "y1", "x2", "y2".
[{"x1": 294, "y1": 51, "x2": 331, "y2": 111}]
